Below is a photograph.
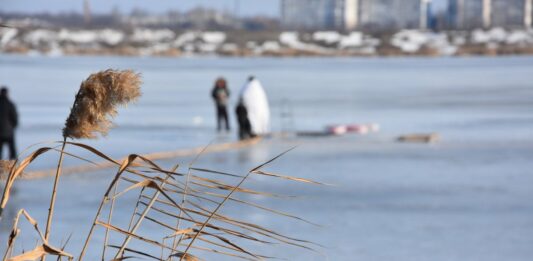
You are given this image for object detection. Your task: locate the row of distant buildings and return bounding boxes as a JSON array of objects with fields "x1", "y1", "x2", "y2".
[
  {"x1": 449, "y1": 0, "x2": 532, "y2": 29},
  {"x1": 281, "y1": 0, "x2": 533, "y2": 31}
]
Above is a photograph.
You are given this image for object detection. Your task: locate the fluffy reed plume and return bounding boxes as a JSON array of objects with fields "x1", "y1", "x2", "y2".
[
  {"x1": 0, "y1": 160, "x2": 15, "y2": 180},
  {"x1": 63, "y1": 69, "x2": 142, "y2": 139}
]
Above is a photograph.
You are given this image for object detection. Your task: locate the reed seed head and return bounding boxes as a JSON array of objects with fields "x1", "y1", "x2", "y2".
[{"x1": 63, "y1": 69, "x2": 142, "y2": 139}]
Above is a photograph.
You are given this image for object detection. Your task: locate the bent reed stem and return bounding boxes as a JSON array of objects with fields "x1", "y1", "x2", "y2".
[
  {"x1": 171, "y1": 143, "x2": 210, "y2": 260},
  {"x1": 78, "y1": 167, "x2": 124, "y2": 261},
  {"x1": 179, "y1": 171, "x2": 252, "y2": 261},
  {"x1": 114, "y1": 164, "x2": 179, "y2": 259}
]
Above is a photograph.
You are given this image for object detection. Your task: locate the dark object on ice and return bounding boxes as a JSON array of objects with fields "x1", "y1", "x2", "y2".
[
  {"x1": 211, "y1": 77, "x2": 230, "y2": 132},
  {"x1": 296, "y1": 131, "x2": 333, "y2": 137},
  {"x1": 236, "y1": 101, "x2": 255, "y2": 140},
  {"x1": 397, "y1": 133, "x2": 440, "y2": 143},
  {"x1": 0, "y1": 87, "x2": 18, "y2": 159}
]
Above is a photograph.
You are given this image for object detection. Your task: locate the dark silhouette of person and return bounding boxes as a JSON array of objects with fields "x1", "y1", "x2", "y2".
[
  {"x1": 211, "y1": 77, "x2": 230, "y2": 132},
  {"x1": 236, "y1": 99, "x2": 255, "y2": 140},
  {"x1": 0, "y1": 87, "x2": 18, "y2": 160}
]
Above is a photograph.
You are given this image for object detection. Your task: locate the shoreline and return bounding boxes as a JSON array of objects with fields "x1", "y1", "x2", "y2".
[
  {"x1": 3, "y1": 51, "x2": 533, "y2": 59},
  {"x1": 3, "y1": 28, "x2": 533, "y2": 58}
]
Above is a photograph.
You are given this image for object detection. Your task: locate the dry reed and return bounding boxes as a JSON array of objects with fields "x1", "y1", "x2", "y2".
[
  {"x1": 63, "y1": 69, "x2": 141, "y2": 139},
  {"x1": 46, "y1": 69, "x2": 141, "y2": 261},
  {"x1": 2, "y1": 145, "x2": 322, "y2": 261},
  {"x1": 0, "y1": 69, "x2": 322, "y2": 261}
]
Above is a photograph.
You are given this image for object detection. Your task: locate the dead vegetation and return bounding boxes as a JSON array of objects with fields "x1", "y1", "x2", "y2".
[{"x1": 0, "y1": 69, "x2": 322, "y2": 261}]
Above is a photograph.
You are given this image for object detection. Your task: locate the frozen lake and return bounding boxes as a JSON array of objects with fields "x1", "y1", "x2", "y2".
[{"x1": 0, "y1": 55, "x2": 533, "y2": 260}]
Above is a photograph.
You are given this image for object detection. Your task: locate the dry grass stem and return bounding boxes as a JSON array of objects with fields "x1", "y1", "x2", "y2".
[
  {"x1": 1, "y1": 141, "x2": 322, "y2": 261},
  {"x1": 3, "y1": 209, "x2": 73, "y2": 261}
]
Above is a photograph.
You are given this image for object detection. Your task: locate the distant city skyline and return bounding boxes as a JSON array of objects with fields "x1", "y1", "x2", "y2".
[{"x1": 0, "y1": 0, "x2": 446, "y2": 16}]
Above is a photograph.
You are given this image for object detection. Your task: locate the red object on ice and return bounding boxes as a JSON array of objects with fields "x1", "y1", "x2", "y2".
[
  {"x1": 327, "y1": 125, "x2": 348, "y2": 135},
  {"x1": 326, "y1": 123, "x2": 379, "y2": 136},
  {"x1": 346, "y1": 124, "x2": 369, "y2": 134}
]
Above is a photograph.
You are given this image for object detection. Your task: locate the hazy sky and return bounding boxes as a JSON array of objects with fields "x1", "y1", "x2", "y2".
[{"x1": 0, "y1": 0, "x2": 446, "y2": 16}]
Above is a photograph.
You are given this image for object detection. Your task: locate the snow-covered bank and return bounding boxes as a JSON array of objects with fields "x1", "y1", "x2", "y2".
[{"x1": 2, "y1": 28, "x2": 533, "y2": 57}]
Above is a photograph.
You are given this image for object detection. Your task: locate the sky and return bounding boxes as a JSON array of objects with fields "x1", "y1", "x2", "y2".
[{"x1": 0, "y1": 0, "x2": 446, "y2": 17}]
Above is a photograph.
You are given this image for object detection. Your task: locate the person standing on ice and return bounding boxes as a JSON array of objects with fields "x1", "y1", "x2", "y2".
[
  {"x1": 0, "y1": 87, "x2": 18, "y2": 160},
  {"x1": 211, "y1": 77, "x2": 230, "y2": 132},
  {"x1": 235, "y1": 99, "x2": 254, "y2": 140},
  {"x1": 237, "y1": 76, "x2": 270, "y2": 138}
]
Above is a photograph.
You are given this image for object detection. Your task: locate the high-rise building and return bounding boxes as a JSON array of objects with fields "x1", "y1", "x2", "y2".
[
  {"x1": 449, "y1": 0, "x2": 532, "y2": 29},
  {"x1": 492, "y1": 0, "x2": 527, "y2": 28},
  {"x1": 526, "y1": 0, "x2": 533, "y2": 28},
  {"x1": 281, "y1": 0, "x2": 336, "y2": 29},
  {"x1": 448, "y1": 0, "x2": 462, "y2": 28},
  {"x1": 483, "y1": 0, "x2": 492, "y2": 28},
  {"x1": 358, "y1": 0, "x2": 427, "y2": 31},
  {"x1": 281, "y1": 0, "x2": 431, "y2": 31},
  {"x1": 359, "y1": 0, "x2": 391, "y2": 30},
  {"x1": 465, "y1": 0, "x2": 484, "y2": 28},
  {"x1": 281, "y1": 0, "x2": 365, "y2": 30},
  {"x1": 333, "y1": 0, "x2": 359, "y2": 30},
  {"x1": 420, "y1": 0, "x2": 432, "y2": 30},
  {"x1": 83, "y1": 0, "x2": 91, "y2": 25},
  {"x1": 448, "y1": 0, "x2": 489, "y2": 29}
]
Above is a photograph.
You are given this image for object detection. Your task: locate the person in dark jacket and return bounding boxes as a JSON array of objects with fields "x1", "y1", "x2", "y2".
[
  {"x1": 235, "y1": 99, "x2": 255, "y2": 140},
  {"x1": 211, "y1": 77, "x2": 230, "y2": 132},
  {"x1": 0, "y1": 87, "x2": 18, "y2": 160}
]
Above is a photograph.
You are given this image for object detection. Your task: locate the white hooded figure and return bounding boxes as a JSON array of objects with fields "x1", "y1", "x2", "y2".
[{"x1": 239, "y1": 76, "x2": 270, "y2": 135}]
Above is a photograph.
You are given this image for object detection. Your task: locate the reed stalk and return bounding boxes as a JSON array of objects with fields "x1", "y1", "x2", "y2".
[
  {"x1": 42, "y1": 137, "x2": 67, "y2": 261},
  {"x1": 78, "y1": 157, "x2": 132, "y2": 261},
  {"x1": 127, "y1": 187, "x2": 146, "y2": 231},
  {"x1": 179, "y1": 148, "x2": 294, "y2": 260},
  {"x1": 179, "y1": 171, "x2": 251, "y2": 260},
  {"x1": 101, "y1": 182, "x2": 119, "y2": 260},
  {"x1": 171, "y1": 144, "x2": 210, "y2": 260},
  {"x1": 113, "y1": 164, "x2": 179, "y2": 259}
]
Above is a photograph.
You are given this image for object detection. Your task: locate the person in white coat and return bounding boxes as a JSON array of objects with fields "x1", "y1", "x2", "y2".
[{"x1": 237, "y1": 76, "x2": 270, "y2": 138}]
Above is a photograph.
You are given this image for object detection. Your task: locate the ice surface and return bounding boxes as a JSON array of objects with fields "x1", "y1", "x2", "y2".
[{"x1": 0, "y1": 55, "x2": 532, "y2": 260}]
